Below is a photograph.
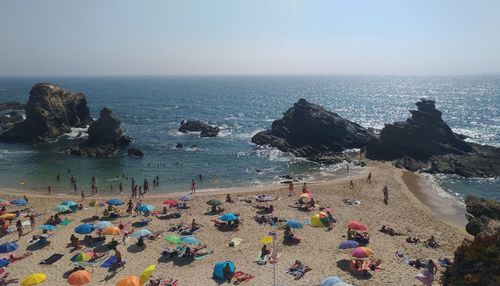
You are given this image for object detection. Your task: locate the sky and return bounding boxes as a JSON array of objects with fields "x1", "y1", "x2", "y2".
[{"x1": 1, "y1": 0, "x2": 499, "y2": 76}]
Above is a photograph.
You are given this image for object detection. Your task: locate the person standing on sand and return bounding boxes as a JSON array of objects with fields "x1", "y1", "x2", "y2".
[
  {"x1": 302, "y1": 182, "x2": 307, "y2": 193},
  {"x1": 16, "y1": 220, "x2": 23, "y2": 239},
  {"x1": 349, "y1": 180, "x2": 354, "y2": 189},
  {"x1": 29, "y1": 214, "x2": 35, "y2": 231},
  {"x1": 48, "y1": 185, "x2": 51, "y2": 195},
  {"x1": 367, "y1": 172, "x2": 372, "y2": 184},
  {"x1": 190, "y1": 179, "x2": 196, "y2": 194},
  {"x1": 81, "y1": 191, "x2": 85, "y2": 200},
  {"x1": 382, "y1": 185, "x2": 389, "y2": 204},
  {"x1": 288, "y1": 182, "x2": 294, "y2": 196},
  {"x1": 119, "y1": 182, "x2": 123, "y2": 194}
]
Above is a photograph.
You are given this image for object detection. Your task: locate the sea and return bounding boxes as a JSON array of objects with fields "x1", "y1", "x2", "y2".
[{"x1": 0, "y1": 75, "x2": 498, "y2": 201}]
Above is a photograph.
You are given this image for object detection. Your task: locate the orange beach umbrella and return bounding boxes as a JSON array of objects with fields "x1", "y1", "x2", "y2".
[
  {"x1": 102, "y1": 226, "x2": 121, "y2": 235},
  {"x1": 116, "y1": 275, "x2": 140, "y2": 286},
  {"x1": 67, "y1": 270, "x2": 91, "y2": 285}
]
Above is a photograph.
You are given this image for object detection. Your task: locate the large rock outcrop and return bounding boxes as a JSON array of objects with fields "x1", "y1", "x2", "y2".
[
  {"x1": 366, "y1": 99, "x2": 500, "y2": 177},
  {"x1": 464, "y1": 195, "x2": 500, "y2": 236},
  {"x1": 68, "y1": 108, "x2": 131, "y2": 157},
  {"x1": 0, "y1": 111, "x2": 24, "y2": 125},
  {"x1": 0, "y1": 83, "x2": 92, "y2": 142},
  {"x1": 0, "y1": 102, "x2": 25, "y2": 112},
  {"x1": 179, "y1": 120, "x2": 220, "y2": 137},
  {"x1": 251, "y1": 98, "x2": 375, "y2": 162}
]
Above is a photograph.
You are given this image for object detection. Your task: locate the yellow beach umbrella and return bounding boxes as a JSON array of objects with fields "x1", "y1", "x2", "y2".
[
  {"x1": 260, "y1": 235, "x2": 273, "y2": 244},
  {"x1": 102, "y1": 226, "x2": 121, "y2": 235},
  {"x1": 140, "y1": 264, "x2": 156, "y2": 285},
  {"x1": 21, "y1": 273, "x2": 47, "y2": 286},
  {"x1": 0, "y1": 213, "x2": 16, "y2": 220},
  {"x1": 116, "y1": 275, "x2": 140, "y2": 286}
]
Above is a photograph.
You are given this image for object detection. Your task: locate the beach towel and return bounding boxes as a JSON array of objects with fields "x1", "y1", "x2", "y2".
[
  {"x1": 231, "y1": 271, "x2": 254, "y2": 285},
  {"x1": 40, "y1": 253, "x2": 64, "y2": 265},
  {"x1": 100, "y1": 255, "x2": 118, "y2": 268},
  {"x1": 255, "y1": 253, "x2": 267, "y2": 265}
]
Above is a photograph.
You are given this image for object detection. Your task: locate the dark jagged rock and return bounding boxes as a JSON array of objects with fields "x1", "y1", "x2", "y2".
[
  {"x1": 128, "y1": 148, "x2": 144, "y2": 157},
  {"x1": 366, "y1": 99, "x2": 500, "y2": 177},
  {"x1": 0, "y1": 111, "x2": 24, "y2": 124},
  {"x1": 178, "y1": 120, "x2": 220, "y2": 137},
  {"x1": 0, "y1": 83, "x2": 92, "y2": 142},
  {"x1": 0, "y1": 101, "x2": 25, "y2": 112},
  {"x1": 251, "y1": 99, "x2": 375, "y2": 161},
  {"x1": 175, "y1": 143, "x2": 183, "y2": 149},
  {"x1": 464, "y1": 195, "x2": 500, "y2": 236},
  {"x1": 68, "y1": 108, "x2": 131, "y2": 157}
]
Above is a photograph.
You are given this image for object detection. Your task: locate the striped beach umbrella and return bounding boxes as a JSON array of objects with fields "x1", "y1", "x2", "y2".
[{"x1": 351, "y1": 247, "x2": 373, "y2": 258}]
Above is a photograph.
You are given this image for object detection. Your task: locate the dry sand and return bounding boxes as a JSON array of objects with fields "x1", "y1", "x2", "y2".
[{"x1": 0, "y1": 162, "x2": 469, "y2": 286}]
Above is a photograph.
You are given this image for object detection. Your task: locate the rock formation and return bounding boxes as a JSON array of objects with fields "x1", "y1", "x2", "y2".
[
  {"x1": 366, "y1": 99, "x2": 500, "y2": 177},
  {"x1": 0, "y1": 101, "x2": 25, "y2": 112},
  {"x1": 128, "y1": 148, "x2": 144, "y2": 157},
  {"x1": 0, "y1": 83, "x2": 92, "y2": 142},
  {"x1": 464, "y1": 195, "x2": 500, "y2": 236},
  {"x1": 251, "y1": 98, "x2": 375, "y2": 163},
  {"x1": 0, "y1": 111, "x2": 24, "y2": 125},
  {"x1": 178, "y1": 120, "x2": 220, "y2": 137},
  {"x1": 68, "y1": 108, "x2": 131, "y2": 157}
]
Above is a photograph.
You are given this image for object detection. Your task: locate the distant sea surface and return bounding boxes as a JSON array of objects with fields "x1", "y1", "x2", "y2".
[{"x1": 0, "y1": 76, "x2": 498, "y2": 201}]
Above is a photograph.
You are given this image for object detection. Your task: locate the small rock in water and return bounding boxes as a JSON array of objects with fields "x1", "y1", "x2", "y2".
[
  {"x1": 128, "y1": 148, "x2": 144, "y2": 157},
  {"x1": 175, "y1": 143, "x2": 183, "y2": 148}
]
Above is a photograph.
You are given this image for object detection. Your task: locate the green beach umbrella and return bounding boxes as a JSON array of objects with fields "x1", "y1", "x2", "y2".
[
  {"x1": 164, "y1": 234, "x2": 182, "y2": 244},
  {"x1": 206, "y1": 199, "x2": 222, "y2": 206},
  {"x1": 53, "y1": 205, "x2": 70, "y2": 213}
]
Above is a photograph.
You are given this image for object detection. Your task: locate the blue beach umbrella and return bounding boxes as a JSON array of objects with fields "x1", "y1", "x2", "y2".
[
  {"x1": 219, "y1": 213, "x2": 238, "y2": 222},
  {"x1": 131, "y1": 229, "x2": 152, "y2": 238},
  {"x1": 320, "y1": 276, "x2": 343, "y2": 286},
  {"x1": 94, "y1": 221, "x2": 113, "y2": 229},
  {"x1": 137, "y1": 205, "x2": 154, "y2": 212},
  {"x1": 0, "y1": 259, "x2": 9, "y2": 268},
  {"x1": 10, "y1": 199, "x2": 27, "y2": 206},
  {"x1": 286, "y1": 219, "x2": 303, "y2": 229},
  {"x1": 37, "y1": 224, "x2": 57, "y2": 231},
  {"x1": 74, "y1": 224, "x2": 94, "y2": 234},
  {"x1": 181, "y1": 236, "x2": 200, "y2": 245},
  {"x1": 0, "y1": 242, "x2": 19, "y2": 253},
  {"x1": 106, "y1": 198, "x2": 124, "y2": 206},
  {"x1": 61, "y1": 201, "x2": 77, "y2": 207},
  {"x1": 53, "y1": 205, "x2": 70, "y2": 213},
  {"x1": 338, "y1": 240, "x2": 359, "y2": 250}
]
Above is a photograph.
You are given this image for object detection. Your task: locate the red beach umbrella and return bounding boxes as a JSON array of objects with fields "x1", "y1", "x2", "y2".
[
  {"x1": 163, "y1": 200, "x2": 177, "y2": 206},
  {"x1": 347, "y1": 221, "x2": 368, "y2": 231}
]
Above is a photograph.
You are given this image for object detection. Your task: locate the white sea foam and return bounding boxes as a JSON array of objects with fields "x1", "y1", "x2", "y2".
[{"x1": 421, "y1": 173, "x2": 465, "y2": 205}]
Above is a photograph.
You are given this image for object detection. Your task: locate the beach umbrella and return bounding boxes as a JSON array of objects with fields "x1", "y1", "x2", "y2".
[
  {"x1": 53, "y1": 205, "x2": 70, "y2": 213},
  {"x1": 351, "y1": 247, "x2": 373, "y2": 258},
  {"x1": 347, "y1": 221, "x2": 368, "y2": 231},
  {"x1": 338, "y1": 240, "x2": 359, "y2": 250},
  {"x1": 116, "y1": 275, "x2": 140, "y2": 286},
  {"x1": 163, "y1": 199, "x2": 177, "y2": 206},
  {"x1": 61, "y1": 201, "x2": 77, "y2": 207},
  {"x1": 137, "y1": 204, "x2": 154, "y2": 212},
  {"x1": 102, "y1": 226, "x2": 121, "y2": 235},
  {"x1": 21, "y1": 273, "x2": 47, "y2": 286},
  {"x1": 106, "y1": 198, "x2": 124, "y2": 206},
  {"x1": 71, "y1": 251, "x2": 94, "y2": 262},
  {"x1": 334, "y1": 283, "x2": 354, "y2": 286},
  {"x1": 37, "y1": 224, "x2": 57, "y2": 231},
  {"x1": 260, "y1": 235, "x2": 273, "y2": 244},
  {"x1": 164, "y1": 234, "x2": 182, "y2": 244},
  {"x1": 300, "y1": 192, "x2": 313, "y2": 199},
  {"x1": 311, "y1": 212, "x2": 330, "y2": 227},
  {"x1": 89, "y1": 200, "x2": 105, "y2": 207},
  {"x1": 320, "y1": 276, "x2": 343, "y2": 286},
  {"x1": 206, "y1": 199, "x2": 222, "y2": 206},
  {"x1": 0, "y1": 258, "x2": 10, "y2": 268},
  {"x1": 0, "y1": 213, "x2": 16, "y2": 219},
  {"x1": 179, "y1": 195, "x2": 192, "y2": 201},
  {"x1": 94, "y1": 221, "x2": 113, "y2": 229},
  {"x1": 10, "y1": 198, "x2": 27, "y2": 206},
  {"x1": 213, "y1": 261, "x2": 235, "y2": 280},
  {"x1": 219, "y1": 213, "x2": 238, "y2": 222},
  {"x1": 0, "y1": 199, "x2": 10, "y2": 206},
  {"x1": 0, "y1": 242, "x2": 19, "y2": 253},
  {"x1": 67, "y1": 270, "x2": 91, "y2": 285},
  {"x1": 181, "y1": 236, "x2": 200, "y2": 245},
  {"x1": 285, "y1": 220, "x2": 303, "y2": 229},
  {"x1": 131, "y1": 229, "x2": 152, "y2": 238},
  {"x1": 139, "y1": 264, "x2": 156, "y2": 285},
  {"x1": 74, "y1": 224, "x2": 94, "y2": 234}
]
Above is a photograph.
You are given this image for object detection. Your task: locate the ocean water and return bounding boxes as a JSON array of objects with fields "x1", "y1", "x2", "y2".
[{"x1": 0, "y1": 75, "x2": 498, "y2": 200}]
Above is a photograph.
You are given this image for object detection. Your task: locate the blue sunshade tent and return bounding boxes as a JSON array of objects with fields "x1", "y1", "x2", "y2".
[
  {"x1": 106, "y1": 198, "x2": 123, "y2": 206},
  {"x1": 94, "y1": 221, "x2": 113, "y2": 229},
  {"x1": 60, "y1": 201, "x2": 77, "y2": 207},
  {"x1": 181, "y1": 236, "x2": 200, "y2": 245},
  {"x1": 38, "y1": 224, "x2": 57, "y2": 231},
  {"x1": 10, "y1": 199, "x2": 27, "y2": 206},
  {"x1": 131, "y1": 229, "x2": 152, "y2": 238},
  {"x1": 53, "y1": 205, "x2": 70, "y2": 213},
  {"x1": 320, "y1": 276, "x2": 344, "y2": 286},
  {"x1": 0, "y1": 242, "x2": 19, "y2": 253},
  {"x1": 137, "y1": 205, "x2": 154, "y2": 212},
  {"x1": 219, "y1": 213, "x2": 238, "y2": 222},
  {"x1": 286, "y1": 219, "x2": 303, "y2": 229},
  {"x1": 213, "y1": 261, "x2": 235, "y2": 280},
  {"x1": 74, "y1": 224, "x2": 95, "y2": 234},
  {"x1": 338, "y1": 240, "x2": 359, "y2": 250}
]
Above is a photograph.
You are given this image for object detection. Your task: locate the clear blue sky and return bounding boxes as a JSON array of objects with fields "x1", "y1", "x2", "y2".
[{"x1": 1, "y1": 0, "x2": 499, "y2": 76}]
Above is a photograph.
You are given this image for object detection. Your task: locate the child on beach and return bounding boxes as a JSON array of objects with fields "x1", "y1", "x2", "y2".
[{"x1": 190, "y1": 179, "x2": 196, "y2": 194}]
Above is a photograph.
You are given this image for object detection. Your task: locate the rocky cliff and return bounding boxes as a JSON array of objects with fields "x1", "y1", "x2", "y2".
[
  {"x1": 464, "y1": 195, "x2": 500, "y2": 236},
  {"x1": 178, "y1": 120, "x2": 220, "y2": 137},
  {"x1": 68, "y1": 108, "x2": 131, "y2": 157},
  {"x1": 0, "y1": 83, "x2": 92, "y2": 142},
  {"x1": 251, "y1": 99, "x2": 375, "y2": 162}
]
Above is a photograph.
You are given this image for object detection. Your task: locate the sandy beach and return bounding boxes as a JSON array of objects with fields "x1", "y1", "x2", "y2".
[{"x1": 0, "y1": 162, "x2": 469, "y2": 286}]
